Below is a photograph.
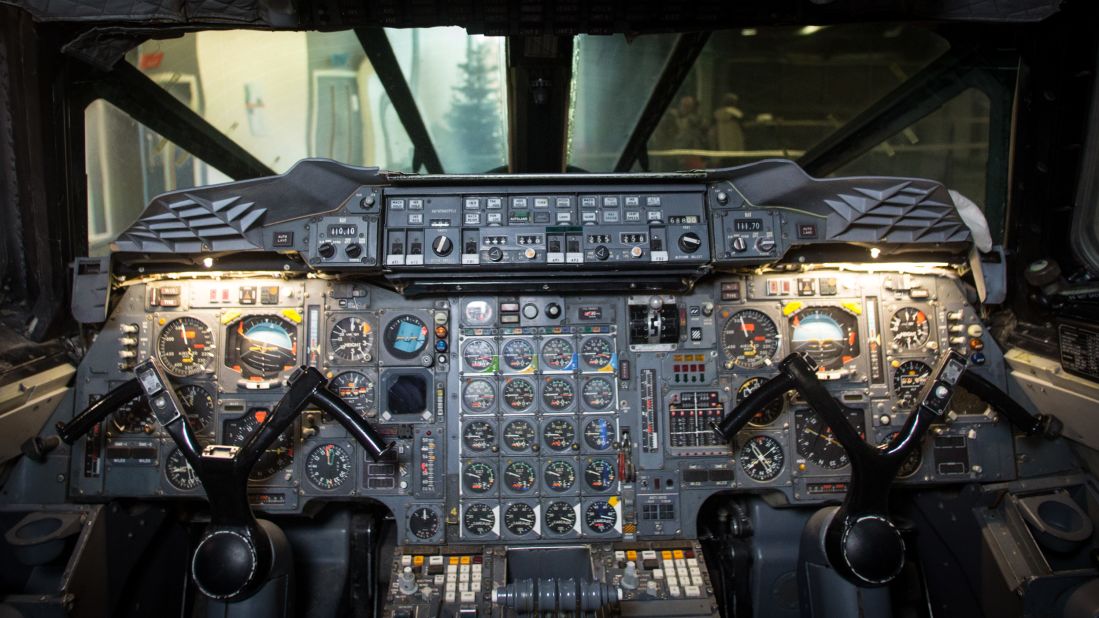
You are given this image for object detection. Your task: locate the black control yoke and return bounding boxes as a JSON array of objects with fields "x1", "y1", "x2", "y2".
[{"x1": 57, "y1": 359, "x2": 394, "y2": 601}]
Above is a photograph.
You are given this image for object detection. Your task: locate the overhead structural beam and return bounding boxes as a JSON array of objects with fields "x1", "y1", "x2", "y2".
[
  {"x1": 506, "y1": 35, "x2": 575, "y2": 173},
  {"x1": 355, "y1": 27, "x2": 443, "y2": 174},
  {"x1": 91, "y1": 61, "x2": 275, "y2": 181},
  {"x1": 614, "y1": 32, "x2": 710, "y2": 173}
]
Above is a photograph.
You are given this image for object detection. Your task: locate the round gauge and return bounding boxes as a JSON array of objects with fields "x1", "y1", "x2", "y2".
[
  {"x1": 893, "y1": 360, "x2": 932, "y2": 409},
  {"x1": 541, "y1": 338, "x2": 575, "y2": 371},
  {"x1": 408, "y1": 507, "x2": 441, "y2": 540},
  {"x1": 501, "y1": 339, "x2": 535, "y2": 372},
  {"x1": 584, "y1": 458, "x2": 616, "y2": 491},
  {"x1": 795, "y1": 408, "x2": 865, "y2": 470},
  {"x1": 737, "y1": 377, "x2": 784, "y2": 428},
  {"x1": 462, "y1": 461, "x2": 496, "y2": 494},
  {"x1": 502, "y1": 378, "x2": 536, "y2": 412},
  {"x1": 463, "y1": 503, "x2": 495, "y2": 536},
  {"x1": 880, "y1": 432, "x2": 923, "y2": 479},
  {"x1": 788, "y1": 307, "x2": 860, "y2": 371},
  {"x1": 890, "y1": 307, "x2": 931, "y2": 351},
  {"x1": 328, "y1": 317, "x2": 375, "y2": 362},
  {"x1": 225, "y1": 315, "x2": 298, "y2": 380},
  {"x1": 583, "y1": 418, "x2": 616, "y2": 450},
  {"x1": 223, "y1": 409, "x2": 294, "y2": 480},
  {"x1": 503, "y1": 460, "x2": 537, "y2": 493},
  {"x1": 544, "y1": 460, "x2": 576, "y2": 492},
  {"x1": 382, "y1": 314, "x2": 429, "y2": 360},
  {"x1": 544, "y1": 501, "x2": 577, "y2": 534},
  {"x1": 541, "y1": 377, "x2": 575, "y2": 411},
  {"x1": 504, "y1": 503, "x2": 536, "y2": 536},
  {"x1": 462, "y1": 378, "x2": 496, "y2": 413},
  {"x1": 177, "y1": 384, "x2": 215, "y2": 431},
  {"x1": 111, "y1": 396, "x2": 152, "y2": 434},
  {"x1": 584, "y1": 501, "x2": 617, "y2": 533},
  {"x1": 543, "y1": 418, "x2": 576, "y2": 451},
  {"x1": 738, "y1": 434, "x2": 785, "y2": 482},
  {"x1": 462, "y1": 339, "x2": 497, "y2": 372},
  {"x1": 305, "y1": 443, "x2": 352, "y2": 490},
  {"x1": 721, "y1": 310, "x2": 780, "y2": 370},
  {"x1": 330, "y1": 371, "x2": 375, "y2": 415},
  {"x1": 581, "y1": 377, "x2": 614, "y2": 410},
  {"x1": 165, "y1": 448, "x2": 199, "y2": 490},
  {"x1": 463, "y1": 300, "x2": 495, "y2": 327},
  {"x1": 502, "y1": 419, "x2": 536, "y2": 452},
  {"x1": 157, "y1": 317, "x2": 215, "y2": 377},
  {"x1": 580, "y1": 337, "x2": 614, "y2": 370},
  {"x1": 462, "y1": 420, "x2": 496, "y2": 453}
]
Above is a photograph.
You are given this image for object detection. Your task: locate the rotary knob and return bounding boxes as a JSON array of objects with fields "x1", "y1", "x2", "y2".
[
  {"x1": 487, "y1": 246, "x2": 504, "y2": 262},
  {"x1": 731, "y1": 237, "x2": 747, "y2": 253},
  {"x1": 318, "y1": 243, "x2": 336, "y2": 259},
  {"x1": 678, "y1": 232, "x2": 702, "y2": 253},
  {"x1": 755, "y1": 237, "x2": 776, "y2": 253},
  {"x1": 345, "y1": 243, "x2": 363, "y2": 259},
  {"x1": 594, "y1": 245, "x2": 610, "y2": 261},
  {"x1": 432, "y1": 235, "x2": 453, "y2": 257}
]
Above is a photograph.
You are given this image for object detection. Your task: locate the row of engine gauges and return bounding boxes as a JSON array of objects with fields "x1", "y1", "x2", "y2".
[
  {"x1": 460, "y1": 376, "x2": 616, "y2": 414},
  {"x1": 460, "y1": 335, "x2": 616, "y2": 374},
  {"x1": 462, "y1": 416, "x2": 618, "y2": 454},
  {"x1": 405, "y1": 500, "x2": 622, "y2": 541},
  {"x1": 460, "y1": 457, "x2": 618, "y2": 496}
]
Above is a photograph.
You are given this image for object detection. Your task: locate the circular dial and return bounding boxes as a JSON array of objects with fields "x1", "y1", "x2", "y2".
[
  {"x1": 462, "y1": 461, "x2": 496, "y2": 494},
  {"x1": 581, "y1": 377, "x2": 615, "y2": 410},
  {"x1": 165, "y1": 448, "x2": 199, "y2": 490},
  {"x1": 223, "y1": 409, "x2": 294, "y2": 480},
  {"x1": 502, "y1": 378, "x2": 536, "y2": 412},
  {"x1": 157, "y1": 317, "x2": 215, "y2": 377},
  {"x1": 226, "y1": 315, "x2": 298, "y2": 380},
  {"x1": 462, "y1": 378, "x2": 496, "y2": 413},
  {"x1": 112, "y1": 396, "x2": 152, "y2": 433},
  {"x1": 501, "y1": 339, "x2": 535, "y2": 372},
  {"x1": 541, "y1": 338, "x2": 575, "y2": 371},
  {"x1": 503, "y1": 460, "x2": 537, "y2": 493},
  {"x1": 893, "y1": 360, "x2": 932, "y2": 409},
  {"x1": 795, "y1": 408, "x2": 866, "y2": 470},
  {"x1": 305, "y1": 443, "x2": 352, "y2": 490},
  {"x1": 584, "y1": 458, "x2": 616, "y2": 491},
  {"x1": 788, "y1": 307, "x2": 860, "y2": 371},
  {"x1": 462, "y1": 339, "x2": 497, "y2": 372},
  {"x1": 890, "y1": 307, "x2": 931, "y2": 350},
  {"x1": 584, "y1": 501, "x2": 617, "y2": 533},
  {"x1": 543, "y1": 460, "x2": 576, "y2": 492},
  {"x1": 177, "y1": 384, "x2": 215, "y2": 431},
  {"x1": 737, "y1": 377, "x2": 784, "y2": 428},
  {"x1": 541, "y1": 377, "x2": 575, "y2": 411},
  {"x1": 880, "y1": 432, "x2": 923, "y2": 479},
  {"x1": 330, "y1": 371, "x2": 376, "y2": 415},
  {"x1": 463, "y1": 300, "x2": 495, "y2": 327},
  {"x1": 543, "y1": 419, "x2": 576, "y2": 451},
  {"x1": 408, "y1": 507, "x2": 441, "y2": 540},
  {"x1": 544, "y1": 501, "x2": 577, "y2": 534},
  {"x1": 382, "y1": 314, "x2": 429, "y2": 359},
  {"x1": 583, "y1": 418, "x2": 616, "y2": 450},
  {"x1": 738, "y1": 434, "x2": 785, "y2": 482},
  {"x1": 504, "y1": 503, "x2": 537, "y2": 536},
  {"x1": 462, "y1": 420, "x2": 496, "y2": 453},
  {"x1": 463, "y1": 503, "x2": 495, "y2": 536},
  {"x1": 721, "y1": 310, "x2": 780, "y2": 369},
  {"x1": 328, "y1": 317, "x2": 374, "y2": 362},
  {"x1": 502, "y1": 419, "x2": 536, "y2": 452},
  {"x1": 580, "y1": 337, "x2": 613, "y2": 370}
]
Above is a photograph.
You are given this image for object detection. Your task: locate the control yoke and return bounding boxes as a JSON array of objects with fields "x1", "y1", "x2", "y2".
[{"x1": 57, "y1": 359, "x2": 394, "y2": 601}]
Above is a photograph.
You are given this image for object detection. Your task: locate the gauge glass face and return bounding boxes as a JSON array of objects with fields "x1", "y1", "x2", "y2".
[
  {"x1": 503, "y1": 460, "x2": 537, "y2": 493},
  {"x1": 890, "y1": 307, "x2": 931, "y2": 351},
  {"x1": 541, "y1": 338, "x2": 575, "y2": 371},
  {"x1": 738, "y1": 434, "x2": 785, "y2": 482},
  {"x1": 464, "y1": 301, "x2": 495, "y2": 326},
  {"x1": 795, "y1": 408, "x2": 865, "y2": 470},
  {"x1": 544, "y1": 501, "x2": 577, "y2": 534},
  {"x1": 462, "y1": 420, "x2": 496, "y2": 453},
  {"x1": 409, "y1": 507, "x2": 441, "y2": 540},
  {"x1": 543, "y1": 419, "x2": 576, "y2": 451},
  {"x1": 462, "y1": 378, "x2": 496, "y2": 412},
  {"x1": 502, "y1": 419, "x2": 536, "y2": 452},
  {"x1": 383, "y1": 314, "x2": 428, "y2": 359},
  {"x1": 462, "y1": 461, "x2": 496, "y2": 493},
  {"x1": 583, "y1": 418, "x2": 615, "y2": 450},
  {"x1": 177, "y1": 384, "x2": 215, "y2": 431},
  {"x1": 329, "y1": 317, "x2": 374, "y2": 362},
  {"x1": 305, "y1": 443, "x2": 352, "y2": 490},
  {"x1": 721, "y1": 310, "x2": 780, "y2": 369},
  {"x1": 880, "y1": 432, "x2": 922, "y2": 479},
  {"x1": 504, "y1": 503, "x2": 536, "y2": 536},
  {"x1": 580, "y1": 337, "x2": 613, "y2": 370},
  {"x1": 463, "y1": 503, "x2": 495, "y2": 536},
  {"x1": 544, "y1": 460, "x2": 576, "y2": 492},
  {"x1": 112, "y1": 395, "x2": 152, "y2": 433},
  {"x1": 584, "y1": 458, "x2": 616, "y2": 490},
  {"x1": 226, "y1": 316, "x2": 298, "y2": 380},
  {"x1": 737, "y1": 377, "x2": 784, "y2": 428},
  {"x1": 581, "y1": 377, "x2": 615, "y2": 410},
  {"x1": 223, "y1": 409, "x2": 294, "y2": 480},
  {"x1": 501, "y1": 339, "x2": 535, "y2": 372},
  {"x1": 584, "y1": 501, "x2": 617, "y2": 533},
  {"x1": 541, "y1": 377, "x2": 575, "y2": 411},
  {"x1": 788, "y1": 307, "x2": 860, "y2": 370},
  {"x1": 462, "y1": 339, "x2": 497, "y2": 372},
  {"x1": 157, "y1": 317, "x2": 215, "y2": 377},
  {"x1": 893, "y1": 360, "x2": 932, "y2": 409},
  {"x1": 502, "y1": 378, "x2": 536, "y2": 412},
  {"x1": 165, "y1": 448, "x2": 199, "y2": 490},
  {"x1": 330, "y1": 371, "x2": 376, "y2": 415}
]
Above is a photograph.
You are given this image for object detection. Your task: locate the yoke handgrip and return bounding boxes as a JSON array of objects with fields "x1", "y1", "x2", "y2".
[{"x1": 56, "y1": 378, "x2": 142, "y2": 444}]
